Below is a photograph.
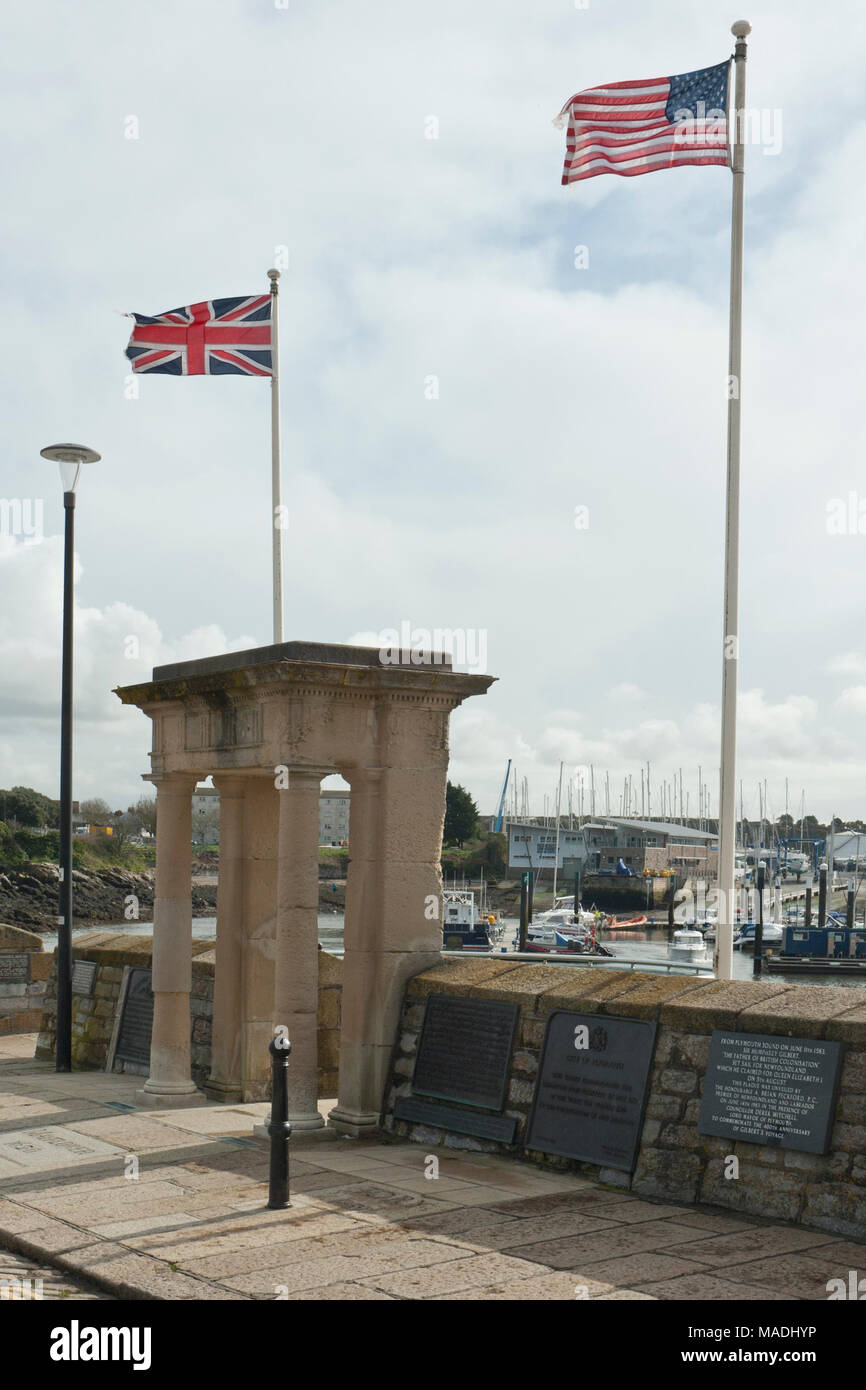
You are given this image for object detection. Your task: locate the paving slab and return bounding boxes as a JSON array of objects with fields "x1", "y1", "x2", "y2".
[
  {"x1": 570, "y1": 1251, "x2": 711, "y2": 1286},
  {"x1": 357, "y1": 1251, "x2": 547, "y2": 1298},
  {"x1": 634, "y1": 1272, "x2": 792, "y2": 1300},
  {"x1": 661, "y1": 1225, "x2": 836, "y2": 1267},
  {"x1": 500, "y1": 1220, "x2": 715, "y2": 1269},
  {"x1": 717, "y1": 1252, "x2": 858, "y2": 1300},
  {"x1": 435, "y1": 1270, "x2": 616, "y2": 1300},
  {"x1": 283, "y1": 1281, "x2": 396, "y2": 1300},
  {"x1": 3, "y1": 1033, "x2": 865, "y2": 1302},
  {"x1": 0, "y1": 1246, "x2": 110, "y2": 1301},
  {"x1": 0, "y1": 1125, "x2": 125, "y2": 1169}
]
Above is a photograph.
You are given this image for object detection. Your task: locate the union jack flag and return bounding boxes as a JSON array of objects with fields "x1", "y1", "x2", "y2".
[{"x1": 124, "y1": 295, "x2": 273, "y2": 376}]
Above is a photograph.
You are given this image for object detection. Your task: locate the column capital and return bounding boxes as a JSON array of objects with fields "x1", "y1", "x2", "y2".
[
  {"x1": 145, "y1": 772, "x2": 199, "y2": 795},
  {"x1": 283, "y1": 766, "x2": 330, "y2": 791},
  {"x1": 210, "y1": 772, "x2": 248, "y2": 798}
]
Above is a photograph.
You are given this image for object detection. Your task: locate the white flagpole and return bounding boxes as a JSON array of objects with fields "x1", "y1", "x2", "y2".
[
  {"x1": 715, "y1": 20, "x2": 751, "y2": 981},
  {"x1": 268, "y1": 267, "x2": 284, "y2": 644}
]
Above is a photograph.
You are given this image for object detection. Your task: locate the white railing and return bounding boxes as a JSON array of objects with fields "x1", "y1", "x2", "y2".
[{"x1": 441, "y1": 948, "x2": 714, "y2": 975}]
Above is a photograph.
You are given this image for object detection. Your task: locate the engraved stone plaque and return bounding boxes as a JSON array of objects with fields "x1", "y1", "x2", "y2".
[
  {"x1": 527, "y1": 1011, "x2": 657, "y2": 1172},
  {"x1": 71, "y1": 959, "x2": 97, "y2": 996},
  {"x1": 412, "y1": 993, "x2": 520, "y2": 1112},
  {"x1": 0, "y1": 953, "x2": 29, "y2": 984},
  {"x1": 698, "y1": 1030, "x2": 842, "y2": 1154},
  {"x1": 114, "y1": 967, "x2": 154, "y2": 1067}
]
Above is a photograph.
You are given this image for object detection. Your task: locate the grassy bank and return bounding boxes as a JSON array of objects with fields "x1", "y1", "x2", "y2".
[{"x1": 0, "y1": 821, "x2": 155, "y2": 874}]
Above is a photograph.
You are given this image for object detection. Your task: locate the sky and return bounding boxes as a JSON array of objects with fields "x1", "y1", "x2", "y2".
[{"x1": 1, "y1": 0, "x2": 866, "y2": 825}]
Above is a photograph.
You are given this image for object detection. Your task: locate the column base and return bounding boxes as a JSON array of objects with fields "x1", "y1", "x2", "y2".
[
  {"x1": 203, "y1": 1078, "x2": 245, "y2": 1105},
  {"x1": 136, "y1": 1086, "x2": 208, "y2": 1110},
  {"x1": 251, "y1": 1114, "x2": 331, "y2": 1143},
  {"x1": 327, "y1": 1106, "x2": 381, "y2": 1138}
]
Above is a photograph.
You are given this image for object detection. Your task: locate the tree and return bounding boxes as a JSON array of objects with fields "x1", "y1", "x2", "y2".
[
  {"x1": 0, "y1": 786, "x2": 59, "y2": 828},
  {"x1": 128, "y1": 796, "x2": 157, "y2": 836},
  {"x1": 79, "y1": 798, "x2": 113, "y2": 825},
  {"x1": 469, "y1": 832, "x2": 507, "y2": 878},
  {"x1": 776, "y1": 813, "x2": 794, "y2": 833},
  {"x1": 444, "y1": 782, "x2": 478, "y2": 847}
]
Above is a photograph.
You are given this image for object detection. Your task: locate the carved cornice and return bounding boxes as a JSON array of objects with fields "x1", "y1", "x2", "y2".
[{"x1": 115, "y1": 659, "x2": 494, "y2": 712}]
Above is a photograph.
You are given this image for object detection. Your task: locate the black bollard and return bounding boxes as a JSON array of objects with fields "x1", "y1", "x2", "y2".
[
  {"x1": 753, "y1": 862, "x2": 765, "y2": 977},
  {"x1": 818, "y1": 861, "x2": 828, "y2": 930},
  {"x1": 518, "y1": 872, "x2": 528, "y2": 952},
  {"x1": 804, "y1": 876, "x2": 812, "y2": 929},
  {"x1": 267, "y1": 1035, "x2": 292, "y2": 1210},
  {"x1": 847, "y1": 881, "x2": 856, "y2": 931}
]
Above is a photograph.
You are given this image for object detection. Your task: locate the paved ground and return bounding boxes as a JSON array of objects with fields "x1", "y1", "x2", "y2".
[
  {"x1": 1, "y1": 1033, "x2": 863, "y2": 1302},
  {"x1": 0, "y1": 1243, "x2": 109, "y2": 1301}
]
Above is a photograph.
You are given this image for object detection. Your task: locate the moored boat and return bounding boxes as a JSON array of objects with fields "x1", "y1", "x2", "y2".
[
  {"x1": 442, "y1": 889, "x2": 493, "y2": 951},
  {"x1": 668, "y1": 927, "x2": 710, "y2": 962}
]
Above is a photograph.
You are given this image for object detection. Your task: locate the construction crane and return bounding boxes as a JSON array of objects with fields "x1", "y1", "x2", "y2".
[{"x1": 494, "y1": 760, "x2": 512, "y2": 833}]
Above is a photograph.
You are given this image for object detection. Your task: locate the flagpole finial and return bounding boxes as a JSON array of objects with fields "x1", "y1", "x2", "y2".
[
  {"x1": 731, "y1": 20, "x2": 751, "y2": 37},
  {"x1": 267, "y1": 268, "x2": 280, "y2": 294}
]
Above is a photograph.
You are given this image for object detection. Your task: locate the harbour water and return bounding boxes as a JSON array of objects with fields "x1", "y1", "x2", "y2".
[
  {"x1": 40, "y1": 915, "x2": 866, "y2": 987},
  {"x1": 39, "y1": 914, "x2": 346, "y2": 956}
]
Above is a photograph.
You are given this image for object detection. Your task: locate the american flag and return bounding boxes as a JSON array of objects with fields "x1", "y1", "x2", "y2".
[
  {"x1": 125, "y1": 295, "x2": 273, "y2": 375},
  {"x1": 556, "y1": 61, "x2": 730, "y2": 184}
]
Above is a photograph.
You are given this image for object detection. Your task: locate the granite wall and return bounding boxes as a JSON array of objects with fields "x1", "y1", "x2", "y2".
[
  {"x1": 35, "y1": 933, "x2": 343, "y2": 1098},
  {"x1": 0, "y1": 924, "x2": 52, "y2": 1035},
  {"x1": 383, "y1": 958, "x2": 866, "y2": 1240}
]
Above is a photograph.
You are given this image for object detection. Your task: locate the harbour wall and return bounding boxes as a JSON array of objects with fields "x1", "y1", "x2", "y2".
[
  {"x1": 34, "y1": 933, "x2": 343, "y2": 1098},
  {"x1": 383, "y1": 959, "x2": 866, "y2": 1239},
  {"x1": 0, "y1": 925, "x2": 51, "y2": 1035}
]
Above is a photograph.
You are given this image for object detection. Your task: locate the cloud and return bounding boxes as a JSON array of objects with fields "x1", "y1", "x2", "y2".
[
  {"x1": 828, "y1": 653, "x2": 866, "y2": 676},
  {"x1": 836, "y1": 686, "x2": 866, "y2": 715},
  {"x1": 1, "y1": 0, "x2": 866, "y2": 821},
  {"x1": 609, "y1": 683, "x2": 647, "y2": 702},
  {"x1": 0, "y1": 536, "x2": 255, "y2": 803}
]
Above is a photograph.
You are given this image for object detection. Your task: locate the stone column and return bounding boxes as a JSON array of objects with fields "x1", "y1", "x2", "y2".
[
  {"x1": 205, "y1": 775, "x2": 246, "y2": 1102},
  {"x1": 329, "y1": 755, "x2": 445, "y2": 1136},
  {"x1": 241, "y1": 776, "x2": 280, "y2": 1101},
  {"x1": 273, "y1": 767, "x2": 326, "y2": 1129},
  {"x1": 138, "y1": 774, "x2": 205, "y2": 1107}
]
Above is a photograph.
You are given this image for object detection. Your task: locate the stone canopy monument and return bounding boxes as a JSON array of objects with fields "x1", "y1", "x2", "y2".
[{"x1": 115, "y1": 641, "x2": 493, "y2": 1136}]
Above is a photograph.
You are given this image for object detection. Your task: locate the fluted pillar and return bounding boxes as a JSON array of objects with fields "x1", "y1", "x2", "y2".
[
  {"x1": 138, "y1": 773, "x2": 204, "y2": 1107},
  {"x1": 205, "y1": 775, "x2": 246, "y2": 1102},
  {"x1": 273, "y1": 767, "x2": 326, "y2": 1129}
]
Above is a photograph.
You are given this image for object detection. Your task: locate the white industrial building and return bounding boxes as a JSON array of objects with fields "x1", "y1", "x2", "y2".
[
  {"x1": 319, "y1": 789, "x2": 350, "y2": 846},
  {"x1": 508, "y1": 822, "x2": 586, "y2": 870},
  {"x1": 188, "y1": 785, "x2": 350, "y2": 847}
]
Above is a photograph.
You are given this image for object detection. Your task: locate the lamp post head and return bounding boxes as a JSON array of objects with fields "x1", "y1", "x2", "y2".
[{"x1": 40, "y1": 443, "x2": 101, "y2": 495}]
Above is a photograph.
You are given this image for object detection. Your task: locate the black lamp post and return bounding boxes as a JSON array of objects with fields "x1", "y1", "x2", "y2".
[{"x1": 40, "y1": 443, "x2": 100, "y2": 1072}]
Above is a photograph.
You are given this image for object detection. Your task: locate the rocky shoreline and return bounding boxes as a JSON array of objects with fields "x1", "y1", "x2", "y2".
[
  {"x1": 0, "y1": 860, "x2": 522, "y2": 933},
  {"x1": 0, "y1": 862, "x2": 217, "y2": 933}
]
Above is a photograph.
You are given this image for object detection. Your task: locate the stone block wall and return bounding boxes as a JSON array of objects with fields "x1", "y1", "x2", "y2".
[
  {"x1": 383, "y1": 958, "x2": 866, "y2": 1239},
  {"x1": 35, "y1": 933, "x2": 343, "y2": 1097},
  {"x1": 0, "y1": 925, "x2": 52, "y2": 1036}
]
